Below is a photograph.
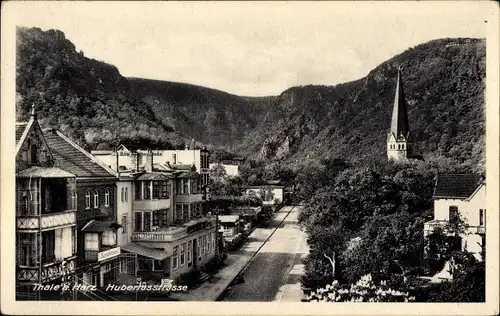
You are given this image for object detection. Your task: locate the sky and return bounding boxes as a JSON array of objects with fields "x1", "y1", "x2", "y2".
[{"x1": 6, "y1": 1, "x2": 490, "y2": 96}]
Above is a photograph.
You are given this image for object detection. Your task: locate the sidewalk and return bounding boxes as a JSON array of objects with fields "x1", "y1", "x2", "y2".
[{"x1": 170, "y1": 207, "x2": 294, "y2": 301}]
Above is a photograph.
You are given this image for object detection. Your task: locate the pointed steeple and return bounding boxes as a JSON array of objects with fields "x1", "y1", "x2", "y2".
[
  {"x1": 30, "y1": 103, "x2": 37, "y2": 119},
  {"x1": 390, "y1": 66, "x2": 409, "y2": 139}
]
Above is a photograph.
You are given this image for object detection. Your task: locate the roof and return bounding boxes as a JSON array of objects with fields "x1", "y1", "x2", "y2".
[
  {"x1": 82, "y1": 220, "x2": 121, "y2": 233},
  {"x1": 177, "y1": 171, "x2": 199, "y2": 179},
  {"x1": 219, "y1": 215, "x2": 240, "y2": 223},
  {"x1": 136, "y1": 172, "x2": 172, "y2": 181},
  {"x1": 390, "y1": 67, "x2": 410, "y2": 139},
  {"x1": 16, "y1": 123, "x2": 29, "y2": 145},
  {"x1": 121, "y1": 243, "x2": 171, "y2": 260},
  {"x1": 169, "y1": 163, "x2": 195, "y2": 171},
  {"x1": 433, "y1": 174, "x2": 483, "y2": 199},
  {"x1": 91, "y1": 150, "x2": 113, "y2": 155},
  {"x1": 17, "y1": 166, "x2": 75, "y2": 178},
  {"x1": 43, "y1": 129, "x2": 117, "y2": 178}
]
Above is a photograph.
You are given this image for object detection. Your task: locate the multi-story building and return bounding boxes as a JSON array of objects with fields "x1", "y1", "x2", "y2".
[
  {"x1": 424, "y1": 174, "x2": 486, "y2": 261},
  {"x1": 116, "y1": 165, "x2": 218, "y2": 282},
  {"x1": 42, "y1": 126, "x2": 123, "y2": 288},
  {"x1": 15, "y1": 107, "x2": 78, "y2": 300}
]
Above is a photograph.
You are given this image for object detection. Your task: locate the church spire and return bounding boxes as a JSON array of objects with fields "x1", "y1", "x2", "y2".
[
  {"x1": 390, "y1": 66, "x2": 409, "y2": 139},
  {"x1": 30, "y1": 103, "x2": 37, "y2": 119}
]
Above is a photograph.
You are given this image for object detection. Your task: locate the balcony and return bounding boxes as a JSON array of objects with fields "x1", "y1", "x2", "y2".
[
  {"x1": 175, "y1": 193, "x2": 203, "y2": 203},
  {"x1": 85, "y1": 246, "x2": 121, "y2": 262},
  {"x1": 17, "y1": 256, "x2": 77, "y2": 283},
  {"x1": 17, "y1": 210, "x2": 76, "y2": 230},
  {"x1": 424, "y1": 219, "x2": 486, "y2": 235},
  {"x1": 131, "y1": 217, "x2": 215, "y2": 243},
  {"x1": 133, "y1": 198, "x2": 171, "y2": 211}
]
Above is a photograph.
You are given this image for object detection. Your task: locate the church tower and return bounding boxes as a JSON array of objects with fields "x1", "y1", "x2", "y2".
[{"x1": 387, "y1": 66, "x2": 412, "y2": 162}]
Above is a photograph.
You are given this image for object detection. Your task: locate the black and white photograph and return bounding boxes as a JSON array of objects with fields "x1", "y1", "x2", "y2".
[{"x1": 1, "y1": 1, "x2": 499, "y2": 315}]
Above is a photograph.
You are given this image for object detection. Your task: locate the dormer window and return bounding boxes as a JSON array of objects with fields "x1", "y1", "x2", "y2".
[
  {"x1": 30, "y1": 144, "x2": 38, "y2": 164},
  {"x1": 85, "y1": 191, "x2": 91, "y2": 209},
  {"x1": 94, "y1": 190, "x2": 99, "y2": 208},
  {"x1": 104, "y1": 189, "x2": 110, "y2": 207}
]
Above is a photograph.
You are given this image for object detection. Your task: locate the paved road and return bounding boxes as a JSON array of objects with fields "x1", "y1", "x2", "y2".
[{"x1": 221, "y1": 205, "x2": 308, "y2": 301}]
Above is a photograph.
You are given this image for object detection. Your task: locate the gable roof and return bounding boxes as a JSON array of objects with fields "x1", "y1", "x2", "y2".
[
  {"x1": 16, "y1": 122, "x2": 29, "y2": 145},
  {"x1": 433, "y1": 174, "x2": 483, "y2": 199},
  {"x1": 43, "y1": 129, "x2": 117, "y2": 178},
  {"x1": 82, "y1": 220, "x2": 121, "y2": 233}
]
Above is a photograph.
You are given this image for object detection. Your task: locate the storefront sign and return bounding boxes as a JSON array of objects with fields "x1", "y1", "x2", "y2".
[{"x1": 97, "y1": 247, "x2": 121, "y2": 262}]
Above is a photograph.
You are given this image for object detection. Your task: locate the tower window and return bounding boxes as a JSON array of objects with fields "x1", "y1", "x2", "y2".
[{"x1": 30, "y1": 144, "x2": 38, "y2": 164}]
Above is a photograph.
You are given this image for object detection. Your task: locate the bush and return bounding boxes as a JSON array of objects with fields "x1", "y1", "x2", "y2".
[{"x1": 304, "y1": 274, "x2": 415, "y2": 302}]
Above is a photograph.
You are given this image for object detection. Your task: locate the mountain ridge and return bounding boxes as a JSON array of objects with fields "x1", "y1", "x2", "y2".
[{"x1": 16, "y1": 27, "x2": 485, "y2": 171}]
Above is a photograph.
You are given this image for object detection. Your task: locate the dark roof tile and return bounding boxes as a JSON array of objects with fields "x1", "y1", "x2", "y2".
[
  {"x1": 16, "y1": 123, "x2": 29, "y2": 145},
  {"x1": 433, "y1": 174, "x2": 482, "y2": 199},
  {"x1": 43, "y1": 130, "x2": 116, "y2": 178}
]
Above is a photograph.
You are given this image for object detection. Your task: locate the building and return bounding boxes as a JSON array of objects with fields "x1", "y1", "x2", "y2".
[
  {"x1": 387, "y1": 66, "x2": 414, "y2": 162},
  {"x1": 91, "y1": 144, "x2": 210, "y2": 187},
  {"x1": 116, "y1": 166, "x2": 218, "y2": 283},
  {"x1": 40, "y1": 125, "x2": 125, "y2": 289},
  {"x1": 15, "y1": 107, "x2": 78, "y2": 300},
  {"x1": 209, "y1": 163, "x2": 240, "y2": 177},
  {"x1": 424, "y1": 174, "x2": 486, "y2": 261}
]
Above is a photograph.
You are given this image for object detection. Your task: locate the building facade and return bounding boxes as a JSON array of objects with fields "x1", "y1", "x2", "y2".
[
  {"x1": 424, "y1": 174, "x2": 486, "y2": 261},
  {"x1": 15, "y1": 108, "x2": 78, "y2": 300}
]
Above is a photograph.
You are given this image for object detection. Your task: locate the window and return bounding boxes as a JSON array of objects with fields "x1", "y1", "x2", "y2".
[
  {"x1": 135, "y1": 183, "x2": 142, "y2": 200},
  {"x1": 160, "y1": 181, "x2": 169, "y2": 199},
  {"x1": 187, "y1": 240, "x2": 193, "y2": 264},
  {"x1": 172, "y1": 246, "x2": 179, "y2": 270},
  {"x1": 153, "y1": 181, "x2": 160, "y2": 199},
  {"x1": 102, "y1": 229, "x2": 116, "y2": 246},
  {"x1": 85, "y1": 191, "x2": 91, "y2": 209},
  {"x1": 183, "y1": 204, "x2": 189, "y2": 221},
  {"x1": 190, "y1": 179, "x2": 198, "y2": 194},
  {"x1": 175, "y1": 204, "x2": 182, "y2": 222},
  {"x1": 153, "y1": 259, "x2": 164, "y2": 271},
  {"x1": 197, "y1": 238, "x2": 201, "y2": 261},
  {"x1": 144, "y1": 181, "x2": 151, "y2": 199},
  {"x1": 124, "y1": 187, "x2": 128, "y2": 202},
  {"x1": 479, "y1": 209, "x2": 485, "y2": 226},
  {"x1": 207, "y1": 234, "x2": 211, "y2": 253},
  {"x1": 144, "y1": 212, "x2": 151, "y2": 231},
  {"x1": 18, "y1": 233, "x2": 37, "y2": 266},
  {"x1": 121, "y1": 215, "x2": 127, "y2": 234},
  {"x1": 93, "y1": 190, "x2": 99, "y2": 208},
  {"x1": 134, "y1": 212, "x2": 143, "y2": 231},
  {"x1": 30, "y1": 144, "x2": 38, "y2": 164},
  {"x1": 212, "y1": 232, "x2": 216, "y2": 252},
  {"x1": 84, "y1": 233, "x2": 99, "y2": 251},
  {"x1": 183, "y1": 179, "x2": 189, "y2": 195},
  {"x1": 180, "y1": 243, "x2": 186, "y2": 266},
  {"x1": 201, "y1": 235, "x2": 206, "y2": 255},
  {"x1": 449, "y1": 206, "x2": 459, "y2": 223},
  {"x1": 72, "y1": 192, "x2": 77, "y2": 209},
  {"x1": 104, "y1": 189, "x2": 110, "y2": 207},
  {"x1": 121, "y1": 188, "x2": 124, "y2": 202}
]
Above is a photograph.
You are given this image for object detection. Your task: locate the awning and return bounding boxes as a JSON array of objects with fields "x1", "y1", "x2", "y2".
[
  {"x1": 219, "y1": 215, "x2": 240, "y2": 223},
  {"x1": 17, "y1": 166, "x2": 75, "y2": 178},
  {"x1": 121, "y1": 243, "x2": 171, "y2": 260},
  {"x1": 136, "y1": 173, "x2": 172, "y2": 181},
  {"x1": 82, "y1": 220, "x2": 122, "y2": 233}
]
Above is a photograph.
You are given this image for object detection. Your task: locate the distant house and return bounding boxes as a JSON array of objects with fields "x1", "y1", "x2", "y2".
[
  {"x1": 209, "y1": 163, "x2": 239, "y2": 177},
  {"x1": 424, "y1": 174, "x2": 486, "y2": 261}
]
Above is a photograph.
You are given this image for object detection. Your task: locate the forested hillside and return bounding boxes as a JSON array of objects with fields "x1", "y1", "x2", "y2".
[
  {"x1": 128, "y1": 78, "x2": 274, "y2": 147},
  {"x1": 244, "y1": 38, "x2": 485, "y2": 172}
]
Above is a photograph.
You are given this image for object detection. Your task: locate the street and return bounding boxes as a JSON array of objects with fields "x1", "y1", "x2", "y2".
[{"x1": 220, "y1": 205, "x2": 308, "y2": 301}]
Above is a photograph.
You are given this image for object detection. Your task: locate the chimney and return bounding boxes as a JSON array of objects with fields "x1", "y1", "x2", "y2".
[
  {"x1": 131, "y1": 152, "x2": 138, "y2": 171},
  {"x1": 172, "y1": 153, "x2": 177, "y2": 165},
  {"x1": 145, "y1": 149, "x2": 153, "y2": 172}
]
